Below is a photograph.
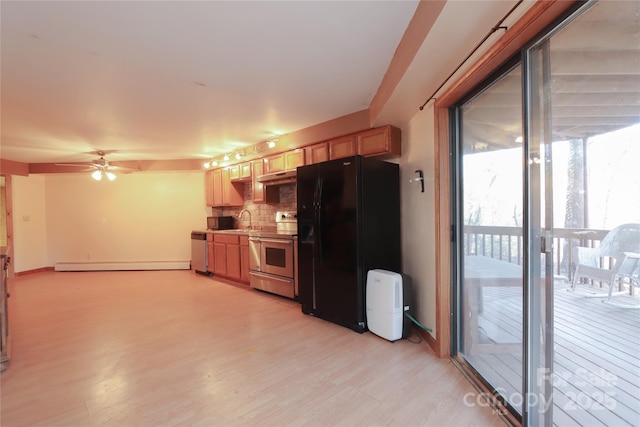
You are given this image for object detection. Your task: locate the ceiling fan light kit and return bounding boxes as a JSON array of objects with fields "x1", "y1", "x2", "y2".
[
  {"x1": 55, "y1": 151, "x2": 135, "y2": 181},
  {"x1": 91, "y1": 170, "x2": 117, "y2": 181}
]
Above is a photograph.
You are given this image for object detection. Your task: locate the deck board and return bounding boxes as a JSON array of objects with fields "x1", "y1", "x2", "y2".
[{"x1": 464, "y1": 281, "x2": 640, "y2": 426}]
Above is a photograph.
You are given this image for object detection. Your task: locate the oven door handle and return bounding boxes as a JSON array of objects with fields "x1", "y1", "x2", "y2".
[{"x1": 259, "y1": 238, "x2": 292, "y2": 245}]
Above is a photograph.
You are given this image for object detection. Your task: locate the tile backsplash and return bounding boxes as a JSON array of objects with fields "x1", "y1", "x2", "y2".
[{"x1": 210, "y1": 183, "x2": 296, "y2": 229}]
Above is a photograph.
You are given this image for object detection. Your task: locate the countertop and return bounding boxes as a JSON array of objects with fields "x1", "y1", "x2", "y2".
[{"x1": 193, "y1": 228, "x2": 296, "y2": 239}]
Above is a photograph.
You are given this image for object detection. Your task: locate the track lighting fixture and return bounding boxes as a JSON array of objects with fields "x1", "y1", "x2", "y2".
[{"x1": 201, "y1": 137, "x2": 281, "y2": 170}]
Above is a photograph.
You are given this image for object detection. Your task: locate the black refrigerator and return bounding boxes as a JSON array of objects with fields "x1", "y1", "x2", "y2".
[{"x1": 297, "y1": 155, "x2": 401, "y2": 333}]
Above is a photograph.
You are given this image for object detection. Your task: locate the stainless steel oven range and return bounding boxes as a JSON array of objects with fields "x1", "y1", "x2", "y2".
[{"x1": 248, "y1": 211, "x2": 298, "y2": 299}]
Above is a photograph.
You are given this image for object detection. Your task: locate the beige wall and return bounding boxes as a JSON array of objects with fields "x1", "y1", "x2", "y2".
[
  {"x1": 399, "y1": 104, "x2": 437, "y2": 338},
  {"x1": 12, "y1": 175, "x2": 48, "y2": 273},
  {"x1": 44, "y1": 172, "x2": 207, "y2": 266}
]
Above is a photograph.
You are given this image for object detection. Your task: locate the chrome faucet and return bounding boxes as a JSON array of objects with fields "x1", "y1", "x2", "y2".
[{"x1": 238, "y1": 209, "x2": 252, "y2": 230}]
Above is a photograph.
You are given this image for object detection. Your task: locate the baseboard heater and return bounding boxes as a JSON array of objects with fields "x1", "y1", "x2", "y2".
[{"x1": 54, "y1": 261, "x2": 191, "y2": 272}]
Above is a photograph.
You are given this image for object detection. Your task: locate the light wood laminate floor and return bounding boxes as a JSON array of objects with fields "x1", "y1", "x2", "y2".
[{"x1": 1, "y1": 270, "x2": 504, "y2": 426}]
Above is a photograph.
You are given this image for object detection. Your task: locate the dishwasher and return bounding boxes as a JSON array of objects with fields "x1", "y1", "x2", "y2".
[{"x1": 190, "y1": 232, "x2": 209, "y2": 275}]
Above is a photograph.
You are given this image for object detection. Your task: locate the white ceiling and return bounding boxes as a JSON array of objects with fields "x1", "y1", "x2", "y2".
[
  {"x1": 1, "y1": 0, "x2": 421, "y2": 164},
  {"x1": 3, "y1": 1, "x2": 558, "y2": 167}
]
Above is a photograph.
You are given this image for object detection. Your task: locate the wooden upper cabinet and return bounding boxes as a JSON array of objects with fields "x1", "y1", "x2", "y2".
[
  {"x1": 305, "y1": 142, "x2": 329, "y2": 165},
  {"x1": 221, "y1": 168, "x2": 244, "y2": 206},
  {"x1": 212, "y1": 169, "x2": 223, "y2": 207},
  {"x1": 209, "y1": 168, "x2": 243, "y2": 207},
  {"x1": 205, "y1": 170, "x2": 215, "y2": 207},
  {"x1": 264, "y1": 149, "x2": 303, "y2": 173},
  {"x1": 239, "y1": 162, "x2": 252, "y2": 180},
  {"x1": 284, "y1": 149, "x2": 305, "y2": 170},
  {"x1": 252, "y1": 160, "x2": 279, "y2": 204},
  {"x1": 228, "y1": 164, "x2": 240, "y2": 181},
  {"x1": 229, "y1": 162, "x2": 252, "y2": 182},
  {"x1": 356, "y1": 125, "x2": 401, "y2": 157},
  {"x1": 329, "y1": 135, "x2": 356, "y2": 160},
  {"x1": 264, "y1": 154, "x2": 285, "y2": 173}
]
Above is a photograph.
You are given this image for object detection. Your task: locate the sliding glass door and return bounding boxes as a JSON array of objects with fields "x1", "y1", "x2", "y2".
[
  {"x1": 456, "y1": 64, "x2": 525, "y2": 417},
  {"x1": 453, "y1": 1, "x2": 640, "y2": 425}
]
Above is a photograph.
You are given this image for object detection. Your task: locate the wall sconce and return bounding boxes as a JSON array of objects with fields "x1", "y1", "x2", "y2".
[
  {"x1": 268, "y1": 139, "x2": 277, "y2": 149},
  {"x1": 409, "y1": 169, "x2": 424, "y2": 193}
]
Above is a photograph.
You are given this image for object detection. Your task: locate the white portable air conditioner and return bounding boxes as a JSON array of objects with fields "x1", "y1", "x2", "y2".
[{"x1": 366, "y1": 269, "x2": 411, "y2": 342}]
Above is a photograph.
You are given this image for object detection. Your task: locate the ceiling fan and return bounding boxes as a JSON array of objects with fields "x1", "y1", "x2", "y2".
[{"x1": 55, "y1": 151, "x2": 136, "y2": 181}]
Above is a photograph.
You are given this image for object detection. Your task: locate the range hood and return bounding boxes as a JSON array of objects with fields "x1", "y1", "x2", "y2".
[{"x1": 256, "y1": 169, "x2": 297, "y2": 185}]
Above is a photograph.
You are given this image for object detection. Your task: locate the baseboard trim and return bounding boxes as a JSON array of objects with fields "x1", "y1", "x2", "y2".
[
  {"x1": 15, "y1": 267, "x2": 55, "y2": 277},
  {"x1": 54, "y1": 261, "x2": 191, "y2": 272},
  {"x1": 416, "y1": 326, "x2": 438, "y2": 355}
]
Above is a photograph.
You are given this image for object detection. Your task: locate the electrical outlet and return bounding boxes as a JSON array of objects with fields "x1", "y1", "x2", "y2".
[{"x1": 23, "y1": 215, "x2": 30, "y2": 222}]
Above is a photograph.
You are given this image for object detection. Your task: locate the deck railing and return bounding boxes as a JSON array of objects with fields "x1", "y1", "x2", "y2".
[{"x1": 462, "y1": 225, "x2": 609, "y2": 281}]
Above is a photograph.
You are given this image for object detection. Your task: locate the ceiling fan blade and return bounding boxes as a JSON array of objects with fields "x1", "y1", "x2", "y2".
[
  {"x1": 54, "y1": 163, "x2": 94, "y2": 167},
  {"x1": 106, "y1": 165, "x2": 138, "y2": 173}
]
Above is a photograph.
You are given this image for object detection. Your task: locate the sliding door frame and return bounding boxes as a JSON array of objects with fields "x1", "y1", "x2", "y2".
[
  {"x1": 433, "y1": 0, "x2": 589, "y2": 425},
  {"x1": 432, "y1": 0, "x2": 579, "y2": 357}
]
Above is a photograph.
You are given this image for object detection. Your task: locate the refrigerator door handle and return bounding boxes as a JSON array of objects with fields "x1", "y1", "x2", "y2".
[{"x1": 316, "y1": 178, "x2": 324, "y2": 264}]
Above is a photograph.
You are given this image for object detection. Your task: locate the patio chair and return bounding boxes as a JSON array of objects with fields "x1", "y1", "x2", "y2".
[{"x1": 570, "y1": 223, "x2": 640, "y2": 307}]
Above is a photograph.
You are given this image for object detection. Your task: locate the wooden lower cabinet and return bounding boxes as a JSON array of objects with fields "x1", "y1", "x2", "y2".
[
  {"x1": 212, "y1": 234, "x2": 245, "y2": 283},
  {"x1": 226, "y1": 243, "x2": 241, "y2": 281},
  {"x1": 206, "y1": 235, "x2": 215, "y2": 273},
  {"x1": 240, "y1": 236, "x2": 249, "y2": 283},
  {"x1": 213, "y1": 241, "x2": 227, "y2": 277}
]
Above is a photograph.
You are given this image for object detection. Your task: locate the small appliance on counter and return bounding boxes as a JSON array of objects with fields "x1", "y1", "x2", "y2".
[{"x1": 207, "y1": 216, "x2": 234, "y2": 230}]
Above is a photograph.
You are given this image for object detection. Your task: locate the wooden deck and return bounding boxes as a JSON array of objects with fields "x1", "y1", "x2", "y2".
[{"x1": 466, "y1": 281, "x2": 640, "y2": 426}]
